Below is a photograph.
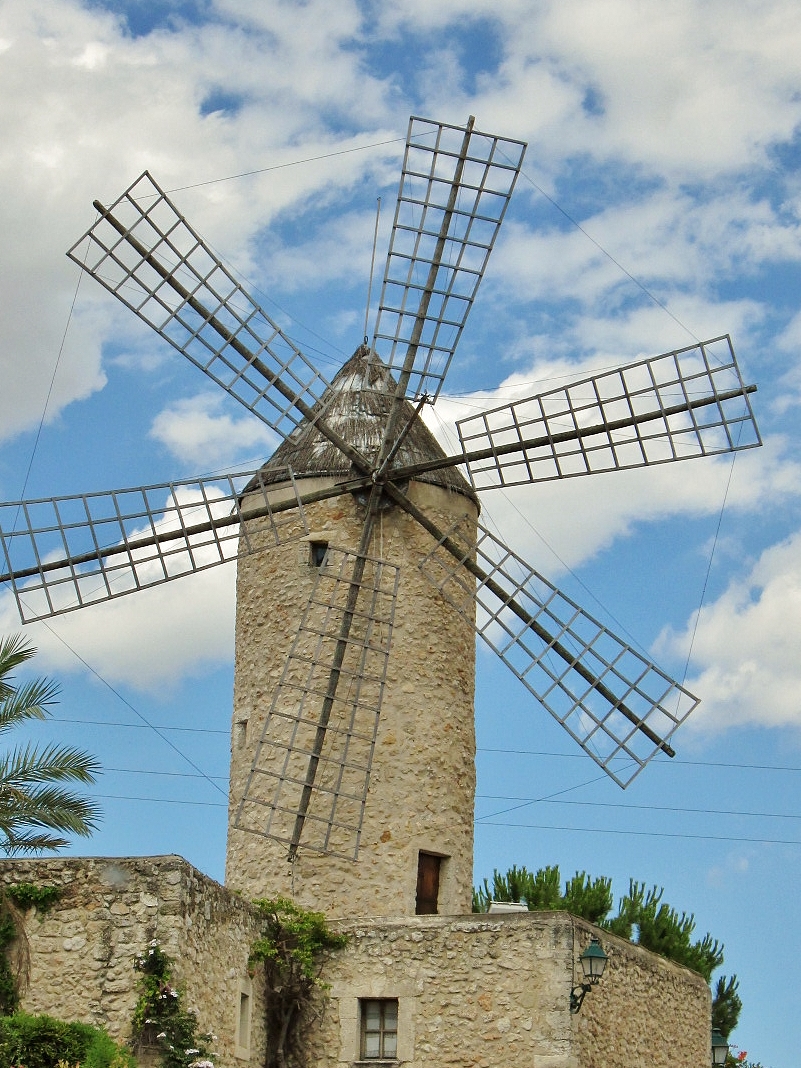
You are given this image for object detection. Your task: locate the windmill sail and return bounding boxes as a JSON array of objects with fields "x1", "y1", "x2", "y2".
[
  {"x1": 67, "y1": 171, "x2": 332, "y2": 439},
  {"x1": 0, "y1": 468, "x2": 307, "y2": 622},
  {"x1": 419, "y1": 519, "x2": 698, "y2": 788},
  {"x1": 456, "y1": 336, "x2": 760, "y2": 489},
  {"x1": 373, "y1": 115, "x2": 526, "y2": 401},
  {"x1": 234, "y1": 546, "x2": 400, "y2": 859}
]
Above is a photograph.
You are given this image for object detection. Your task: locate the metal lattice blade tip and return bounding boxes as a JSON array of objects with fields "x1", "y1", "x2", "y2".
[
  {"x1": 372, "y1": 116, "x2": 527, "y2": 401},
  {"x1": 418, "y1": 518, "x2": 699, "y2": 788},
  {"x1": 235, "y1": 546, "x2": 400, "y2": 859},
  {"x1": 0, "y1": 468, "x2": 308, "y2": 622},
  {"x1": 67, "y1": 171, "x2": 331, "y2": 441},
  {"x1": 457, "y1": 336, "x2": 761, "y2": 490}
]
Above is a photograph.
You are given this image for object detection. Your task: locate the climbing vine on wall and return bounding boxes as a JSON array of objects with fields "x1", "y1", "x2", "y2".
[
  {"x1": 249, "y1": 898, "x2": 347, "y2": 1068},
  {"x1": 0, "y1": 883, "x2": 61, "y2": 1013}
]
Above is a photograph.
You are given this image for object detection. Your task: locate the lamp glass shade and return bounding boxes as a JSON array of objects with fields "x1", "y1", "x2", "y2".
[
  {"x1": 580, "y1": 938, "x2": 608, "y2": 982},
  {"x1": 711, "y1": 1028, "x2": 729, "y2": 1066}
]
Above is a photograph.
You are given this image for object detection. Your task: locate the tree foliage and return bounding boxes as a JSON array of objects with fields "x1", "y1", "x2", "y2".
[
  {"x1": 473, "y1": 864, "x2": 612, "y2": 922},
  {"x1": 713, "y1": 974, "x2": 743, "y2": 1040},
  {"x1": 250, "y1": 897, "x2": 347, "y2": 1068},
  {"x1": 0, "y1": 635, "x2": 100, "y2": 855}
]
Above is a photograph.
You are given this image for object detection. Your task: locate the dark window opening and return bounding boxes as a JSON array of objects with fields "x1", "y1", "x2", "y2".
[
  {"x1": 309, "y1": 540, "x2": 329, "y2": 567},
  {"x1": 360, "y1": 998, "x2": 398, "y2": 1060},
  {"x1": 238, "y1": 990, "x2": 250, "y2": 1049},
  {"x1": 415, "y1": 852, "x2": 441, "y2": 915}
]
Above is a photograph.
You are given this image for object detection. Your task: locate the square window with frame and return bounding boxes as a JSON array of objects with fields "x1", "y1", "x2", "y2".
[{"x1": 360, "y1": 998, "x2": 398, "y2": 1060}]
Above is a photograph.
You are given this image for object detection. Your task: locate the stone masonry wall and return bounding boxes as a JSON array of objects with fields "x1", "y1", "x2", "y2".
[
  {"x1": 0, "y1": 856, "x2": 266, "y2": 1068},
  {"x1": 0, "y1": 857, "x2": 710, "y2": 1068},
  {"x1": 296, "y1": 911, "x2": 710, "y2": 1068},
  {"x1": 574, "y1": 923, "x2": 711, "y2": 1068},
  {"x1": 227, "y1": 478, "x2": 478, "y2": 920}
]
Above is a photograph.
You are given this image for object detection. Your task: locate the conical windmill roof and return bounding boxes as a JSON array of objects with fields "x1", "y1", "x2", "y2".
[{"x1": 256, "y1": 344, "x2": 477, "y2": 502}]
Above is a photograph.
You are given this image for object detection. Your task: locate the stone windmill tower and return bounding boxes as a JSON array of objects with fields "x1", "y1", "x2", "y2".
[
  {"x1": 0, "y1": 117, "x2": 760, "y2": 930},
  {"x1": 226, "y1": 344, "x2": 480, "y2": 918}
]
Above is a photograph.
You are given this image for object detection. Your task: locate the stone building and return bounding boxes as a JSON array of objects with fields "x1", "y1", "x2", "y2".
[{"x1": 0, "y1": 349, "x2": 713, "y2": 1065}]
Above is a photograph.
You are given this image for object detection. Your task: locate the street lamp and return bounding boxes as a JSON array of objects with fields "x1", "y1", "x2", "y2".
[
  {"x1": 570, "y1": 937, "x2": 608, "y2": 1013},
  {"x1": 711, "y1": 1028, "x2": 729, "y2": 1065}
]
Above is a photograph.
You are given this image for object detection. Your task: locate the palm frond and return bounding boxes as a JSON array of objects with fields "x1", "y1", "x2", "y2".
[
  {"x1": 0, "y1": 743, "x2": 101, "y2": 787},
  {"x1": 1, "y1": 831, "x2": 73, "y2": 855},
  {"x1": 0, "y1": 635, "x2": 38, "y2": 702},
  {"x1": 0, "y1": 635, "x2": 101, "y2": 856},
  {"x1": 0, "y1": 679, "x2": 60, "y2": 732},
  {"x1": 0, "y1": 784, "x2": 100, "y2": 836}
]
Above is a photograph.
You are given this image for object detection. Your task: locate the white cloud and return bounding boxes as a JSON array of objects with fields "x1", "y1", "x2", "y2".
[
  {"x1": 149, "y1": 392, "x2": 279, "y2": 469},
  {"x1": 656, "y1": 528, "x2": 801, "y2": 731},
  {"x1": 0, "y1": 562, "x2": 236, "y2": 694}
]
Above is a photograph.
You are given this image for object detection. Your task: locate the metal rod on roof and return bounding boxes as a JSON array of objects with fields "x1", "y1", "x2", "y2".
[{"x1": 363, "y1": 197, "x2": 381, "y2": 346}]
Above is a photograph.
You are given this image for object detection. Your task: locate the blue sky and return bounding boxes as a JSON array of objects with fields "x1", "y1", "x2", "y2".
[{"x1": 1, "y1": 1, "x2": 801, "y2": 1063}]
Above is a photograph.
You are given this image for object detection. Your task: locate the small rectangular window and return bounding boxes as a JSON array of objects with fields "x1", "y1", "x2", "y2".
[
  {"x1": 309, "y1": 540, "x2": 329, "y2": 568},
  {"x1": 415, "y1": 852, "x2": 441, "y2": 915},
  {"x1": 360, "y1": 998, "x2": 398, "y2": 1060},
  {"x1": 238, "y1": 990, "x2": 250, "y2": 1050}
]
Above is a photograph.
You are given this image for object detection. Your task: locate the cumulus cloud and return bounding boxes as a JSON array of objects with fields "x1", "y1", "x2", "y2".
[
  {"x1": 0, "y1": 562, "x2": 236, "y2": 694},
  {"x1": 150, "y1": 392, "x2": 279, "y2": 469},
  {"x1": 656, "y1": 529, "x2": 801, "y2": 731}
]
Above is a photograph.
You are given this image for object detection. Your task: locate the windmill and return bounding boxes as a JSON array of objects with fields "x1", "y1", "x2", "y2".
[{"x1": 0, "y1": 116, "x2": 760, "y2": 918}]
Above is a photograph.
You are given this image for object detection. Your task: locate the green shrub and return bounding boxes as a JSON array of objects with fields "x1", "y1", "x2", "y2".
[{"x1": 0, "y1": 1012, "x2": 132, "y2": 1068}]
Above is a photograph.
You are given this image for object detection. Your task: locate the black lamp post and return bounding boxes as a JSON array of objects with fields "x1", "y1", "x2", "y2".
[{"x1": 570, "y1": 937, "x2": 608, "y2": 1013}]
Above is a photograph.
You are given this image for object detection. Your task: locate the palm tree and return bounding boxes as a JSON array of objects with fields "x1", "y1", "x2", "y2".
[{"x1": 0, "y1": 634, "x2": 100, "y2": 854}]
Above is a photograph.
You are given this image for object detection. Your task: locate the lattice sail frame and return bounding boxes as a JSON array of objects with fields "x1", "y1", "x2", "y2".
[
  {"x1": 235, "y1": 547, "x2": 400, "y2": 859},
  {"x1": 457, "y1": 336, "x2": 761, "y2": 489},
  {"x1": 419, "y1": 520, "x2": 699, "y2": 787},
  {"x1": 0, "y1": 468, "x2": 307, "y2": 622},
  {"x1": 67, "y1": 172, "x2": 331, "y2": 438},
  {"x1": 373, "y1": 116, "x2": 526, "y2": 400}
]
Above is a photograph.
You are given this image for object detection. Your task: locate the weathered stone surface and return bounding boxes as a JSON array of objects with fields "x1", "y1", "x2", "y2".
[
  {"x1": 0, "y1": 856, "x2": 266, "y2": 1068},
  {"x1": 0, "y1": 857, "x2": 709, "y2": 1068},
  {"x1": 297, "y1": 911, "x2": 710, "y2": 1068}
]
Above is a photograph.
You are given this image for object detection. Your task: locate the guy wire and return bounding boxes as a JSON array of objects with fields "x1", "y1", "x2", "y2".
[{"x1": 363, "y1": 197, "x2": 382, "y2": 345}]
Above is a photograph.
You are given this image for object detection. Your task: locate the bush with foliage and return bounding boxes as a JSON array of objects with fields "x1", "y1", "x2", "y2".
[
  {"x1": 0, "y1": 1011, "x2": 133, "y2": 1068},
  {"x1": 131, "y1": 940, "x2": 214, "y2": 1068},
  {"x1": 250, "y1": 897, "x2": 347, "y2": 1068}
]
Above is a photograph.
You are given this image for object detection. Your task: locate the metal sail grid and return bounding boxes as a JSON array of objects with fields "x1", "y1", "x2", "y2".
[
  {"x1": 373, "y1": 116, "x2": 526, "y2": 400},
  {"x1": 456, "y1": 336, "x2": 761, "y2": 489},
  {"x1": 67, "y1": 171, "x2": 331, "y2": 438},
  {"x1": 419, "y1": 520, "x2": 699, "y2": 787},
  {"x1": 235, "y1": 547, "x2": 400, "y2": 859},
  {"x1": 0, "y1": 468, "x2": 307, "y2": 622}
]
